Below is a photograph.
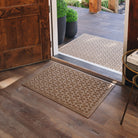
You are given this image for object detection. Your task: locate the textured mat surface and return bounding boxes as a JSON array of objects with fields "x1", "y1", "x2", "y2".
[
  {"x1": 23, "y1": 62, "x2": 114, "y2": 118},
  {"x1": 59, "y1": 34, "x2": 123, "y2": 72}
]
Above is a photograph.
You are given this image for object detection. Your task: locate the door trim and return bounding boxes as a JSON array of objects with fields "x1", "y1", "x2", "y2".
[
  {"x1": 122, "y1": 0, "x2": 130, "y2": 84},
  {"x1": 50, "y1": 0, "x2": 58, "y2": 56}
]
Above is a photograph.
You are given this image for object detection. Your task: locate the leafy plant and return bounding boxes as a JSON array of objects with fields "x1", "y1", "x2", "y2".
[
  {"x1": 65, "y1": 0, "x2": 81, "y2": 7},
  {"x1": 65, "y1": 0, "x2": 89, "y2": 8},
  {"x1": 73, "y1": 1, "x2": 81, "y2": 7},
  {"x1": 57, "y1": 0, "x2": 67, "y2": 18},
  {"x1": 85, "y1": 0, "x2": 89, "y2": 3},
  {"x1": 81, "y1": 0, "x2": 89, "y2": 8},
  {"x1": 101, "y1": 0, "x2": 108, "y2": 8},
  {"x1": 101, "y1": 0, "x2": 125, "y2": 9},
  {"x1": 66, "y1": 8, "x2": 78, "y2": 23}
]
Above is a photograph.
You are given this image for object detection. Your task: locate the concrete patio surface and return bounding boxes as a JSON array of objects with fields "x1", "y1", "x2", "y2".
[{"x1": 60, "y1": 6, "x2": 125, "y2": 47}]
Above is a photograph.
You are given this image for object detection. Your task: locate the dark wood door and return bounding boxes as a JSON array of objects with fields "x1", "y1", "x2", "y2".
[
  {"x1": 127, "y1": 0, "x2": 138, "y2": 50},
  {"x1": 126, "y1": 0, "x2": 138, "y2": 85},
  {"x1": 0, "y1": 0, "x2": 51, "y2": 71}
]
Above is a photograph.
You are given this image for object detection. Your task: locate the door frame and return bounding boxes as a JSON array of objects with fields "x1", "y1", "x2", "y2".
[
  {"x1": 50, "y1": 0, "x2": 130, "y2": 83},
  {"x1": 49, "y1": 0, "x2": 58, "y2": 56}
]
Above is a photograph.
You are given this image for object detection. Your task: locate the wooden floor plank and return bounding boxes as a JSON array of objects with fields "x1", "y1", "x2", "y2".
[
  {"x1": 0, "y1": 61, "x2": 137, "y2": 138},
  {"x1": 0, "y1": 109, "x2": 37, "y2": 138}
]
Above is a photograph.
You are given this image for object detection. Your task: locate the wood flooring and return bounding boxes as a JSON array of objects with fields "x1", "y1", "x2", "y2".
[{"x1": 0, "y1": 60, "x2": 138, "y2": 138}]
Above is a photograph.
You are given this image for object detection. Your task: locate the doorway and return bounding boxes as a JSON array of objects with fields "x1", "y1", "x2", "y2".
[{"x1": 50, "y1": 0, "x2": 130, "y2": 83}]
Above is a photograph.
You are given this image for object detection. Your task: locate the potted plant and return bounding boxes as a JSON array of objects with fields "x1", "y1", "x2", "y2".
[
  {"x1": 57, "y1": 0, "x2": 67, "y2": 44},
  {"x1": 66, "y1": 8, "x2": 78, "y2": 38}
]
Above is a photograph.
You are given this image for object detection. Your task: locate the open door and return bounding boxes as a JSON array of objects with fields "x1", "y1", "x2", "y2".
[
  {"x1": 0, "y1": 0, "x2": 51, "y2": 71},
  {"x1": 127, "y1": 0, "x2": 138, "y2": 50}
]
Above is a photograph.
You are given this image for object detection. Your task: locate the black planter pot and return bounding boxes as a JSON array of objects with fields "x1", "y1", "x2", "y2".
[
  {"x1": 58, "y1": 16, "x2": 66, "y2": 44},
  {"x1": 66, "y1": 21, "x2": 77, "y2": 38}
]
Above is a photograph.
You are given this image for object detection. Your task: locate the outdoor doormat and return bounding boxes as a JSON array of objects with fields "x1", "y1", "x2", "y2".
[
  {"x1": 59, "y1": 34, "x2": 123, "y2": 73},
  {"x1": 23, "y1": 62, "x2": 115, "y2": 118}
]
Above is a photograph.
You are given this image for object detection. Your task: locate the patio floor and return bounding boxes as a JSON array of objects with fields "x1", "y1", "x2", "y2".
[
  {"x1": 57, "y1": 6, "x2": 125, "y2": 81},
  {"x1": 59, "y1": 6, "x2": 125, "y2": 47}
]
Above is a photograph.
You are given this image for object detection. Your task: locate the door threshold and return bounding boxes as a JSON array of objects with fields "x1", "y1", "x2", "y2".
[{"x1": 52, "y1": 54, "x2": 122, "y2": 85}]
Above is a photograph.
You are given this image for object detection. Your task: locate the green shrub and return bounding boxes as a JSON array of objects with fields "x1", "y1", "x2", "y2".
[
  {"x1": 101, "y1": 0, "x2": 108, "y2": 8},
  {"x1": 73, "y1": 1, "x2": 81, "y2": 7},
  {"x1": 81, "y1": 1, "x2": 89, "y2": 8},
  {"x1": 57, "y1": 0, "x2": 67, "y2": 18},
  {"x1": 101, "y1": 0, "x2": 125, "y2": 9},
  {"x1": 65, "y1": 0, "x2": 81, "y2": 7},
  {"x1": 66, "y1": 8, "x2": 78, "y2": 23},
  {"x1": 85, "y1": 0, "x2": 89, "y2": 3}
]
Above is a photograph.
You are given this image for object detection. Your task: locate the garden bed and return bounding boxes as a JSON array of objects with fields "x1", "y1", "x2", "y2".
[
  {"x1": 65, "y1": 0, "x2": 89, "y2": 8},
  {"x1": 65, "y1": 0, "x2": 125, "y2": 9}
]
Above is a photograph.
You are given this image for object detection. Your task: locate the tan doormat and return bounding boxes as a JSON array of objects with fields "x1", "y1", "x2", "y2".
[
  {"x1": 59, "y1": 34, "x2": 123, "y2": 73},
  {"x1": 23, "y1": 62, "x2": 115, "y2": 118}
]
